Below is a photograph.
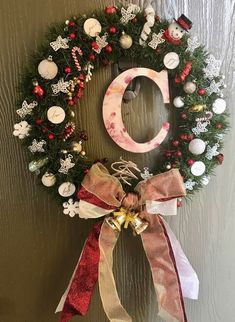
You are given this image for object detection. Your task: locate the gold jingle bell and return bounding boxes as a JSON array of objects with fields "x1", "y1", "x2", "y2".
[
  {"x1": 188, "y1": 104, "x2": 206, "y2": 113},
  {"x1": 105, "y1": 208, "x2": 149, "y2": 235}
]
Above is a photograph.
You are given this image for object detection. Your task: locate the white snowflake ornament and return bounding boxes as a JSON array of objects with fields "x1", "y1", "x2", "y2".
[
  {"x1": 148, "y1": 31, "x2": 165, "y2": 49},
  {"x1": 58, "y1": 154, "x2": 75, "y2": 174},
  {"x1": 28, "y1": 139, "x2": 46, "y2": 153},
  {"x1": 192, "y1": 121, "x2": 210, "y2": 136},
  {"x1": 205, "y1": 143, "x2": 220, "y2": 160},
  {"x1": 92, "y1": 33, "x2": 108, "y2": 54},
  {"x1": 16, "y1": 100, "x2": 38, "y2": 118},
  {"x1": 51, "y1": 78, "x2": 71, "y2": 94},
  {"x1": 184, "y1": 179, "x2": 197, "y2": 191},
  {"x1": 63, "y1": 198, "x2": 79, "y2": 217},
  {"x1": 120, "y1": 4, "x2": 140, "y2": 25},
  {"x1": 186, "y1": 36, "x2": 200, "y2": 53},
  {"x1": 13, "y1": 121, "x2": 31, "y2": 139},
  {"x1": 203, "y1": 54, "x2": 221, "y2": 79},
  {"x1": 206, "y1": 79, "x2": 225, "y2": 96},
  {"x1": 50, "y1": 36, "x2": 69, "y2": 51}
]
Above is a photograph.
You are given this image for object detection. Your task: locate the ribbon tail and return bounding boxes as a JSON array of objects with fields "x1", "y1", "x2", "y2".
[
  {"x1": 98, "y1": 221, "x2": 132, "y2": 322},
  {"x1": 56, "y1": 221, "x2": 102, "y2": 322},
  {"x1": 141, "y1": 214, "x2": 187, "y2": 322},
  {"x1": 160, "y1": 218, "x2": 199, "y2": 300}
]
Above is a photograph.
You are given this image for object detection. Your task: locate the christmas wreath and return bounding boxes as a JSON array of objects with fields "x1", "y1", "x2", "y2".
[{"x1": 13, "y1": 3, "x2": 228, "y2": 322}]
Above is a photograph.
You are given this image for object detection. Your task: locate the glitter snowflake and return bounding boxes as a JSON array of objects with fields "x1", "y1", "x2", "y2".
[
  {"x1": 205, "y1": 143, "x2": 220, "y2": 160},
  {"x1": 192, "y1": 121, "x2": 210, "y2": 136},
  {"x1": 63, "y1": 198, "x2": 79, "y2": 217},
  {"x1": 120, "y1": 4, "x2": 140, "y2": 24},
  {"x1": 13, "y1": 121, "x2": 31, "y2": 139},
  {"x1": 92, "y1": 34, "x2": 108, "y2": 54},
  {"x1": 186, "y1": 36, "x2": 200, "y2": 53},
  {"x1": 184, "y1": 179, "x2": 197, "y2": 191},
  {"x1": 50, "y1": 35, "x2": 69, "y2": 51},
  {"x1": 203, "y1": 54, "x2": 221, "y2": 79},
  {"x1": 206, "y1": 79, "x2": 224, "y2": 96},
  {"x1": 16, "y1": 100, "x2": 38, "y2": 118},
  {"x1": 51, "y1": 78, "x2": 70, "y2": 94},
  {"x1": 28, "y1": 139, "x2": 46, "y2": 153},
  {"x1": 148, "y1": 31, "x2": 165, "y2": 49},
  {"x1": 58, "y1": 154, "x2": 75, "y2": 174},
  {"x1": 140, "y1": 167, "x2": 153, "y2": 180}
]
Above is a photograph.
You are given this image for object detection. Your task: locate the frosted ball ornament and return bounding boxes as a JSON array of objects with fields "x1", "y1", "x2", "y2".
[
  {"x1": 191, "y1": 161, "x2": 206, "y2": 176},
  {"x1": 119, "y1": 32, "x2": 133, "y2": 49},
  {"x1": 183, "y1": 81, "x2": 196, "y2": 94},
  {"x1": 41, "y1": 172, "x2": 56, "y2": 187},
  {"x1": 38, "y1": 56, "x2": 58, "y2": 80},
  {"x1": 173, "y1": 96, "x2": 184, "y2": 108},
  {"x1": 168, "y1": 22, "x2": 185, "y2": 40},
  {"x1": 212, "y1": 98, "x2": 226, "y2": 114},
  {"x1": 189, "y1": 138, "x2": 206, "y2": 155}
]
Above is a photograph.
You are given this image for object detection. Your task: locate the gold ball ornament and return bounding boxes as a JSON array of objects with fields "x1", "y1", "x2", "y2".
[
  {"x1": 188, "y1": 104, "x2": 206, "y2": 113},
  {"x1": 38, "y1": 56, "x2": 58, "y2": 80},
  {"x1": 119, "y1": 32, "x2": 133, "y2": 49},
  {"x1": 71, "y1": 141, "x2": 82, "y2": 153},
  {"x1": 183, "y1": 81, "x2": 197, "y2": 94}
]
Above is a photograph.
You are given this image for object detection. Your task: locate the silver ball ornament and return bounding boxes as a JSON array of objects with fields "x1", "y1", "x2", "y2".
[{"x1": 119, "y1": 32, "x2": 133, "y2": 49}]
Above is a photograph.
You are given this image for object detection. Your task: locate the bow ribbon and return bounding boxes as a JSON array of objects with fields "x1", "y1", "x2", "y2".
[{"x1": 56, "y1": 163, "x2": 199, "y2": 322}]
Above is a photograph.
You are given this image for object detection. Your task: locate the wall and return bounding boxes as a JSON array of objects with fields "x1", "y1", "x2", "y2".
[{"x1": 0, "y1": 0, "x2": 235, "y2": 321}]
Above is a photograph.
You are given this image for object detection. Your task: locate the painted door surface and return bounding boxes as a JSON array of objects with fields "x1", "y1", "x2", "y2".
[{"x1": 0, "y1": 1, "x2": 235, "y2": 321}]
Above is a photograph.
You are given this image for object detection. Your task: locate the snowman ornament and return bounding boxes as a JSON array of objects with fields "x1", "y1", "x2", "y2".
[{"x1": 164, "y1": 14, "x2": 192, "y2": 45}]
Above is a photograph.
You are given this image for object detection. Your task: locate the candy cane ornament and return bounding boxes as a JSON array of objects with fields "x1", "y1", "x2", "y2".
[{"x1": 71, "y1": 47, "x2": 83, "y2": 72}]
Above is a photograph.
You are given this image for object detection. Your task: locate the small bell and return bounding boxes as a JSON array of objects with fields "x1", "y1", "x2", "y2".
[
  {"x1": 105, "y1": 211, "x2": 126, "y2": 232},
  {"x1": 188, "y1": 104, "x2": 206, "y2": 113},
  {"x1": 129, "y1": 216, "x2": 149, "y2": 235}
]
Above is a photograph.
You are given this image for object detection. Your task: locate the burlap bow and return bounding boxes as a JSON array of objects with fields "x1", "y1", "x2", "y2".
[{"x1": 56, "y1": 163, "x2": 199, "y2": 322}]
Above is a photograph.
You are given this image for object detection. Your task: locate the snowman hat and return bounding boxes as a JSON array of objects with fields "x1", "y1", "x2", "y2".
[{"x1": 174, "y1": 14, "x2": 192, "y2": 32}]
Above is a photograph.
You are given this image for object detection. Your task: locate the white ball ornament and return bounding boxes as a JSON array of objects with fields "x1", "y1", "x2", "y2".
[
  {"x1": 58, "y1": 182, "x2": 76, "y2": 197},
  {"x1": 83, "y1": 18, "x2": 102, "y2": 37},
  {"x1": 173, "y1": 96, "x2": 184, "y2": 108},
  {"x1": 47, "y1": 106, "x2": 66, "y2": 124},
  {"x1": 212, "y1": 98, "x2": 226, "y2": 114},
  {"x1": 163, "y1": 52, "x2": 180, "y2": 69},
  {"x1": 38, "y1": 56, "x2": 58, "y2": 80},
  {"x1": 119, "y1": 32, "x2": 133, "y2": 49},
  {"x1": 191, "y1": 161, "x2": 206, "y2": 176},
  {"x1": 183, "y1": 81, "x2": 196, "y2": 94},
  {"x1": 41, "y1": 172, "x2": 56, "y2": 187},
  {"x1": 189, "y1": 139, "x2": 206, "y2": 155}
]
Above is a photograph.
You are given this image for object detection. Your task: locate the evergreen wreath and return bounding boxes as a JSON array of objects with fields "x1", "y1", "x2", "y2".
[{"x1": 13, "y1": 3, "x2": 228, "y2": 214}]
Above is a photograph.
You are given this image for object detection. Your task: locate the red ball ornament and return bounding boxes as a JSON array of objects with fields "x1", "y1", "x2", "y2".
[
  {"x1": 105, "y1": 45, "x2": 113, "y2": 53},
  {"x1": 109, "y1": 26, "x2": 117, "y2": 34},
  {"x1": 105, "y1": 6, "x2": 116, "y2": 14},
  {"x1": 216, "y1": 123, "x2": 223, "y2": 129},
  {"x1": 171, "y1": 140, "x2": 180, "y2": 147},
  {"x1": 179, "y1": 133, "x2": 188, "y2": 141},
  {"x1": 216, "y1": 153, "x2": 224, "y2": 165},
  {"x1": 187, "y1": 159, "x2": 195, "y2": 166},
  {"x1": 131, "y1": 17, "x2": 138, "y2": 23},
  {"x1": 175, "y1": 150, "x2": 182, "y2": 158},
  {"x1": 91, "y1": 41, "x2": 99, "y2": 50},
  {"x1": 197, "y1": 88, "x2": 206, "y2": 95},
  {"x1": 64, "y1": 66, "x2": 72, "y2": 74},
  {"x1": 33, "y1": 81, "x2": 44, "y2": 99},
  {"x1": 69, "y1": 21, "x2": 76, "y2": 27},
  {"x1": 68, "y1": 99, "x2": 75, "y2": 106},
  {"x1": 180, "y1": 112, "x2": 188, "y2": 120},
  {"x1": 177, "y1": 199, "x2": 183, "y2": 207},
  {"x1": 89, "y1": 53, "x2": 96, "y2": 61},
  {"x1": 69, "y1": 33, "x2": 76, "y2": 39},
  {"x1": 35, "y1": 118, "x2": 43, "y2": 125},
  {"x1": 48, "y1": 133, "x2": 54, "y2": 140}
]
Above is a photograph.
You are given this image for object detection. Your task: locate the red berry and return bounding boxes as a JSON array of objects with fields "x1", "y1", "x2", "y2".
[
  {"x1": 177, "y1": 200, "x2": 183, "y2": 207},
  {"x1": 197, "y1": 88, "x2": 206, "y2": 95},
  {"x1": 180, "y1": 112, "x2": 188, "y2": 120},
  {"x1": 175, "y1": 150, "x2": 182, "y2": 157},
  {"x1": 69, "y1": 33, "x2": 76, "y2": 39},
  {"x1": 105, "y1": 6, "x2": 116, "y2": 14},
  {"x1": 109, "y1": 26, "x2": 117, "y2": 34},
  {"x1": 171, "y1": 140, "x2": 180, "y2": 147},
  {"x1": 131, "y1": 17, "x2": 138, "y2": 23},
  {"x1": 179, "y1": 133, "x2": 188, "y2": 141},
  {"x1": 91, "y1": 41, "x2": 99, "y2": 50},
  {"x1": 42, "y1": 127, "x2": 48, "y2": 133},
  {"x1": 35, "y1": 118, "x2": 43, "y2": 125},
  {"x1": 89, "y1": 53, "x2": 95, "y2": 61},
  {"x1": 64, "y1": 66, "x2": 72, "y2": 74},
  {"x1": 48, "y1": 133, "x2": 54, "y2": 140},
  {"x1": 165, "y1": 150, "x2": 172, "y2": 158},
  {"x1": 156, "y1": 48, "x2": 161, "y2": 54},
  {"x1": 216, "y1": 153, "x2": 224, "y2": 164},
  {"x1": 187, "y1": 159, "x2": 195, "y2": 166},
  {"x1": 155, "y1": 15, "x2": 160, "y2": 22},
  {"x1": 84, "y1": 168, "x2": 90, "y2": 174},
  {"x1": 69, "y1": 21, "x2": 76, "y2": 27},
  {"x1": 79, "y1": 74, "x2": 85, "y2": 81},
  {"x1": 68, "y1": 99, "x2": 75, "y2": 106},
  {"x1": 216, "y1": 123, "x2": 223, "y2": 129},
  {"x1": 187, "y1": 134, "x2": 194, "y2": 141},
  {"x1": 105, "y1": 45, "x2": 113, "y2": 53}
]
